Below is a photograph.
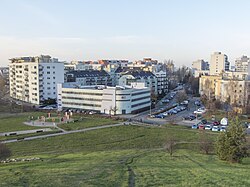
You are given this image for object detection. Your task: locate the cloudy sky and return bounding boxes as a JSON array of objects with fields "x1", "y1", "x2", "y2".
[{"x1": 1, "y1": 0, "x2": 250, "y2": 66}]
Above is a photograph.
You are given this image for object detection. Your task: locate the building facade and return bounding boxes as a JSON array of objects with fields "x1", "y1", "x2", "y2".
[
  {"x1": 235, "y1": 56, "x2": 250, "y2": 72},
  {"x1": 57, "y1": 82, "x2": 151, "y2": 115},
  {"x1": 9, "y1": 55, "x2": 64, "y2": 105},
  {"x1": 210, "y1": 52, "x2": 230, "y2": 75},
  {"x1": 65, "y1": 70, "x2": 112, "y2": 86}
]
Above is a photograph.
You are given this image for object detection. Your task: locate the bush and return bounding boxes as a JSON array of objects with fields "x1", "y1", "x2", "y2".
[{"x1": 0, "y1": 143, "x2": 11, "y2": 160}]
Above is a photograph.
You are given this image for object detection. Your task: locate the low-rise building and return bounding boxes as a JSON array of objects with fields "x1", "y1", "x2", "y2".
[{"x1": 57, "y1": 82, "x2": 151, "y2": 115}]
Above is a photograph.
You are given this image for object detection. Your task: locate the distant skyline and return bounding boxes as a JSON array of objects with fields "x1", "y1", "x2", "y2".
[{"x1": 1, "y1": 0, "x2": 250, "y2": 66}]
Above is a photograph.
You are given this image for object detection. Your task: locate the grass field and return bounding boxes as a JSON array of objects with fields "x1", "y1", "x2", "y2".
[
  {"x1": 0, "y1": 113, "x2": 44, "y2": 133},
  {"x1": 58, "y1": 116, "x2": 121, "y2": 131},
  {"x1": 0, "y1": 112, "x2": 249, "y2": 186}
]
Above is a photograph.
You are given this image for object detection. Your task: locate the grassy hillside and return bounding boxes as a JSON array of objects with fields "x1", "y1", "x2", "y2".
[{"x1": 0, "y1": 118, "x2": 249, "y2": 186}]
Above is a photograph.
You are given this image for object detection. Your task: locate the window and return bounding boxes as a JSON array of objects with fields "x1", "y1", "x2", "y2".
[
  {"x1": 47, "y1": 72, "x2": 50, "y2": 74},
  {"x1": 53, "y1": 77, "x2": 55, "y2": 79},
  {"x1": 47, "y1": 66, "x2": 50, "y2": 69},
  {"x1": 47, "y1": 77, "x2": 50, "y2": 79}
]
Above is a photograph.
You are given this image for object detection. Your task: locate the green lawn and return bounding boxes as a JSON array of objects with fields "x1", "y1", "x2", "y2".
[
  {"x1": 0, "y1": 149, "x2": 249, "y2": 187},
  {"x1": 0, "y1": 117, "x2": 249, "y2": 186},
  {"x1": 0, "y1": 113, "x2": 44, "y2": 133},
  {"x1": 58, "y1": 116, "x2": 121, "y2": 131}
]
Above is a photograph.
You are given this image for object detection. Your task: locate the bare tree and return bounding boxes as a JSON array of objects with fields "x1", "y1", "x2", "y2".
[
  {"x1": 164, "y1": 135, "x2": 177, "y2": 156},
  {"x1": 176, "y1": 90, "x2": 188, "y2": 104}
]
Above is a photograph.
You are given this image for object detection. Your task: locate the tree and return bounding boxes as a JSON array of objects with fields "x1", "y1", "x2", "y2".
[
  {"x1": 175, "y1": 91, "x2": 188, "y2": 104},
  {"x1": 0, "y1": 76, "x2": 8, "y2": 100},
  {"x1": 0, "y1": 143, "x2": 11, "y2": 160},
  {"x1": 216, "y1": 117, "x2": 247, "y2": 163},
  {"x1": 164, "y1": 135, "x2": 177, "y2": 156},
  {"x1": 199, "y1": 130, "x2": 213, "y2": 154}
]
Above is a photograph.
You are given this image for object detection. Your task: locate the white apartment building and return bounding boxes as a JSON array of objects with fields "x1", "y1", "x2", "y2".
[
  {"x1": 154, "y1": 70, "x2": 168, "y2": 94},
  {"x1": 210, "y1": 52, "x2": 230, "y2": 75},
  {"x1": 9, "y1": 55, "x2": 64, "y2": 105},
  {"x1": 57, "y1": 82, "x2": 151, "y2": 115},
  {"x1": 192, "y1": 59, "x2": 209, "y2": 71},
  {"x1": 235, "y1": 56, "x2": 250, "y2": 72},
  {"x1": 118, "y1": 70, "x2": 158, "y2": 95}
]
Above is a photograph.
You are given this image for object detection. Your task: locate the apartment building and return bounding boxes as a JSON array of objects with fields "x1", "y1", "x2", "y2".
[
  {"x1": 65, "y1": 70, "x2": 112, "y2": 86},
  {"x1": 235, "y1": 56, "x2": 250, "y2": 72},
  {"x1": 9, "y1": 55, "x2": 64, "y2": 105},
  {"x1": 199, "y1": 75, "x2": 250, "y2": 107},
  {"x1": 118, "y1": 70, "x2": 158, "y2": 95},
  {"x1": 210, "y1": 52, "x2": 230, "y2": 75},
  {"x1": 57, "y1": 82, "x2": 151, "y2": 115},
  {"x1": 154, "y1": 70, "x2": 168, "y2": 94}
]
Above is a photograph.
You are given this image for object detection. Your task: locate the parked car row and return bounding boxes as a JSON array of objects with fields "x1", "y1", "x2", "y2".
[
  {"x1": 153, "y1": 105, "x2": 187, "y2": 119},
  {"x1": 62, "y1": 108, "x2": 99, "y2": 115},
  {"x1": 192, "y1": 121, "x2": 227, "y2": 132}
]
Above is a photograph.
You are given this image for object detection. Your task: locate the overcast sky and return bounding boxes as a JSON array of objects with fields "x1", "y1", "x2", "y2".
[{"x1": 1, "y1": 0, "x2": 250, "y2": 66}]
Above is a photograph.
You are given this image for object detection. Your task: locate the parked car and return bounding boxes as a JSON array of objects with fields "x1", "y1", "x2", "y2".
[
  {"x1": 194, "y1": 110, "x2": 204, "y2": 114},
  {"x1": 212, "y1": 126, "x2": 220, "y2": 132},
  {"x1": 198, "y1": 124, "x2": 205, "y2": 130},
  {"x1": 213, "y1": 121, "x2": 220, "y2": 126},
  {"x1": 189, "y1": 115, "x2": 196, "y2": 121},
  {"x1": 192, "y1": 124, "x2": 199, "y2": 129},
  {"x1": 183, "y1": 116, "x2": 190, "y2": 120},
  {"x1": 220, "y1": 126, "x2": 227, "y2": 132},
  {"x1": 205, "y1": 124, "x2": 212, "y2": 130},
  {"x1": 201, "y1": 119, "x2": 207, "y2": 124},
  {"x1": 162, "y1": 99, "x2": 170, "y2": 103}
]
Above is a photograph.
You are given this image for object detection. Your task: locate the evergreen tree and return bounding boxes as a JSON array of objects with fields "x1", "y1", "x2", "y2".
[{"x1": 216, "y1": 117, "x2": 247, "y2": 163}]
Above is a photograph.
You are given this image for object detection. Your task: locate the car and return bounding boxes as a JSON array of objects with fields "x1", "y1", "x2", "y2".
[
  {"x1": 155, "y1": 114, "x2": 164, "y2": 118},
  {"x1": 213, "y1": 121, "x2": 220, "y2": 126},
  {"x1": 220, "y1": 126, "x2": 227, "y2": 132},
  {"x1": 212, "y1": 126, "x2": 220, "y2": 132},
  {"x1": 201, "y1": 119, "x2": 207, "y2": 124},
  {"x1": 183, "y1": 116, "x2": 190, "y2": 120},
  {"x1": 168, "y1": 109, "x2": 177, "y2": 115},
  {"x1": 205, "y1": 124, "x2": 212, "y2": 130},
  {"x1": 162, "y1": 99, "x2": 170, "y2": 103},
  {"x1": 189, "y1": 115, "x2": 196, "y2": 120},
  {"x1": 41, "y1": 106, "x2": 54, "y2": 110},
  {"x1": 194, "y1": 100, "x2": 201, "y2": 105},
  {"x1": 192, "y1": 124, "x2": 199, "y2": 129},
  {"x1": 194, "y1": 110, "x2": 204, "y2": 114},
  {"x1": 198, "y1": 124, "x2": 205, "y2": 129},
  {"x1": 181, "y1": 100, "x2": 189, "y2": 105}
]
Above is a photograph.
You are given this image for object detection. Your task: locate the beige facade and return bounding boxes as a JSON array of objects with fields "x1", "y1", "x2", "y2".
[
  {"x1": 199, "y1": 75, "x2": 250, "y2": 107},
  {"x1": 210, "y1": 52, "x2": 230, "y2": 75}
]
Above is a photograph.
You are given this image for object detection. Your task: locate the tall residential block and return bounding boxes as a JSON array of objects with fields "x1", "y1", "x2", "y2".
[
  {"x1": 9, "y1": 55, "x2": 64, "y2": 105},
  {"x1": 210, "y1": 52, "x2": 230, "y2": 75}
]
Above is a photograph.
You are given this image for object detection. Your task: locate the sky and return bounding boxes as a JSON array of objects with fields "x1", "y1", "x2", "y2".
[{"x1": 1, "y1": 0, "x2": 250, "y2": 67}]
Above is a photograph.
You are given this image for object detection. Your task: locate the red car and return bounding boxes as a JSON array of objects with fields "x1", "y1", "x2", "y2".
[
  {"x1": 199, "y1": 124, "x2": 205, "y2": 129},
  {"x1": 213, "y1": 121, "x2": 220, "y2": 126}
]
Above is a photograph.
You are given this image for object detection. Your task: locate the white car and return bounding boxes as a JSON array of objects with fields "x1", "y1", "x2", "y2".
[
  {"x1": 205, "y1": 125, "x2": 212, "y2": 130},
  {"x1": 220, "y1": 126, "x2": 227, "y2": 132},
  {"x1": 194, "y1": 110, "x2": 205, "y2": 114},
  {"x1": 212, "y1": 126, "x2": 220, "y2": 132}
]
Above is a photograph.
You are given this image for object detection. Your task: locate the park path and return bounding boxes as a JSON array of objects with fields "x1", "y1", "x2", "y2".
[{"x1": 2, "y1": 123, "x2": 124, "y2": 144}]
